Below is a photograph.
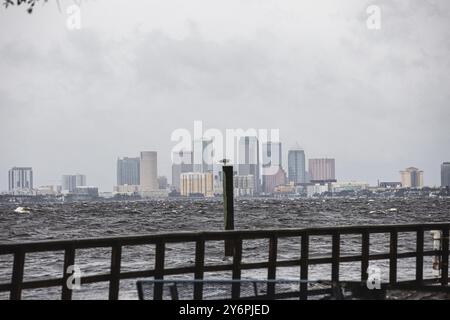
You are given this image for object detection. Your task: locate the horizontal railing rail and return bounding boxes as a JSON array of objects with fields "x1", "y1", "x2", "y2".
[{"x1": 0, "y1": 222, "x2": 449, "y2": 300}]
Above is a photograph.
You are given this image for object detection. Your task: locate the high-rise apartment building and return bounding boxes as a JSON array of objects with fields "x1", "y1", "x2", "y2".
[
  {"x1": 62, "y1": 174, "x2": 86, "y2": 193},
  {"x1": 180, "y1": 172, "x2": 214, "y2": 197},
  {"x1": 8, "y1": 167, "x2": 33, "y2": 192},
  {"x1": 400, "y1": 167, "x2": 424, "y2": 188},
  {"x1": 309, "y1": 158, "x2": 336, "y2": 183}
]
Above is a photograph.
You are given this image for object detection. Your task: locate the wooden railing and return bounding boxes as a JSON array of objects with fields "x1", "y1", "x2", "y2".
[{"x1": 0, "y1": 223, "x2": 449, "y2": 300}]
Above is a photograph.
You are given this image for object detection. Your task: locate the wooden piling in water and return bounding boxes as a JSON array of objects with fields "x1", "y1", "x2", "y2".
[{"x1": 223, "y1": 165, "x2": 235, "y2": 256}]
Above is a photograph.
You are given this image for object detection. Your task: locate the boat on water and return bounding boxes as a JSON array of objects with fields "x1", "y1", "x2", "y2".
[{"x1": 14, "y1": 207, "x2": 31, "y2": 214}]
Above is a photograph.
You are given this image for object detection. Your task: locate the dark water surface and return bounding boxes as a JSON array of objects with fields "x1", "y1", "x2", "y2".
[{"x1": 1, "y1": 198, "x2": 449, "y2": 299}]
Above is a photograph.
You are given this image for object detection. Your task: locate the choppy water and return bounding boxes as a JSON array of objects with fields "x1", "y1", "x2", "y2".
[{"x1": 0, "y1": 198, "x2": 449, "y2": 299}]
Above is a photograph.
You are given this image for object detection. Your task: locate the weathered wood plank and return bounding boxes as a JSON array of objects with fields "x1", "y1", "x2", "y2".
[
  {"x1": 361, "y1": 232, "x2": 370, "y2": 282},
  {"x1": 194, "y1": 239, "x2": 205, "y2": 300},
  {"x1": 1, "y1": 222, "x2": 449, "y2": 300},
  {"x1": 10, "y1": 250, "x2": 25, "y2": 300},
  {"x1": 441, "y1": 228, "x2": 449, "y2": 286},
  {"x1": 1, "y1": 223, "x2": 450, "y2": 255},
  {"x1": 416, "y1": 229, "x2": 424, "y2": 283},
  {"x1": 109, "y1": 244, "x2": 122, "y2": 300},
  {"x1": 300, "y1": 234, "x2": 309, "y2": 300},
  {"x1": 61, "y1": 246, "x2": 75, "y2": 300},
  {"x1": 332, "y1": 233, "x2": 340, "y2": 283},
  {"x1": 390, "y1": 231, "x2": 398, "y2": 285},
  {"x1": 267, "y1": 236, "x2": 278, "y2": 298},
  {"x1": 231, "y1": 238, "x2": 243, "y2": 299},
  {"x1": 154, "y1": 241, "x2": 165, "y2": 300}
]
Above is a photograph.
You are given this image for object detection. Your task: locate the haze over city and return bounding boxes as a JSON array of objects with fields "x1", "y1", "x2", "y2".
[
  {"x1": 2, "y1": 1, "x2": 450, "y2": 305},
  {"x1": 1, "y1": 0, "x2": 449, "y2": 191}
]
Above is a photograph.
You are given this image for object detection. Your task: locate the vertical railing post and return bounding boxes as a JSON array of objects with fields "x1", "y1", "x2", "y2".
[
  {"x1": 154, "y1": 240, "x2": 166, "y2": 300},
  {"x1": 332, "y1": 233, "x2": 340, "y2": 284},
  {"x1": 415, "y1": 228, "x2": 424, "y2": 284},
  {"x1": 194, "y1": 239, "x2": 205, "y2": 300},
  {"x1": 223, "y1": 164, "x2": 235, "y2": 257},
  {"x1": 441, "y1": 228, "x2": 449, "y2": 286},
  {"x1": 62, "y1": 246, "x2": 75, "y2": 300},
  {"x1": 109, "y1": 243, "x2": 122, "y2": 300},
  {"x1": 361, "y1": 232, "x2": 370, "y2": 283},
  {"x1": 231, "y1": 237, "x2": 242, "y2": 299},
  {"x1": 267, "y1": 236, "x2": 278, "y2": 298},
  {"x1": 389, "y1": 231, "x2": 398, "y2": 285},
  {"x1": 300, "y1": 234, "x2": 309, "y2": 300},
  {"x1": 10, "y1": 250, "x2": 25, "y2": 300}
]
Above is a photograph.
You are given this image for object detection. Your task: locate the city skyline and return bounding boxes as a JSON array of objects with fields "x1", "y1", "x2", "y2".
[
  {"x1": 1, "y1": 1, "x2": 450, "y2": 305},
  {"x1": 3, "y1": 144, "x2": 448, "y2": 193},
  {"x1": 2, "y1": 129, "x2": 448, "y2": 192},
  {"x1": 1, "y1": 1, "x2": 449, "y2": 191}
]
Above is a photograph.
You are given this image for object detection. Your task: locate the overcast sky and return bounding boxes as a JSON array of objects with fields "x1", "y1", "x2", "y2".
[{"x1": 1, "y1": 0, "x2": 449, "y2": 191}]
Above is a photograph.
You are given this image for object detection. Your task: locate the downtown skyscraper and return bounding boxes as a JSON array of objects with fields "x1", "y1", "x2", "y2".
[
  {"x1": 442, "y1": 162, "x2": 450, "y2": 188},
  {"x1": 171, "y1": 150, "x2": 194, "y2": 191},
  {"x1": 238, "y1": 136, "x2": 260, "y2": 194},
  {"x1": 288, "y1": 148, "x2": 306, "y2": 184},
  {"x1": 262, "y1": 141, "x2": 286, "y2": 194},
  {"x1": 140, "y1": 151, "x2": 158, "y2": 192},
  {"x1": 193, "y1": 138, "x2": 214, "y2": 173},
  {"x1": 117, "y1": 157, "x2": 140, "y2": 186}
]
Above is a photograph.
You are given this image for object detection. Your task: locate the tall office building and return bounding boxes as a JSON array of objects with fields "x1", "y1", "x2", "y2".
[
  {"x1": 238, "y1": 136, "x2": 260, "y2": 193},
  {"x1": 193, "y1": 138, "x2": 214, "y2": 173},
  {"x1": 262, "y1": 141, "x2": 284, "y2": 194},
  {"x1": 309, "y1": 158, "x2": 336, "y2": 183},
  {"x1": 262, "y1": 168, "x2": 287, "y2": 194},
  {"x1": 288, "y1": 149, "x2": 306, "y2": 184},
  {"x1": 234, "y1": 175, "x2": 255, "y2": 197},
  {"x1": 180, "y1": 172, "x2": 214, "y2": 197},
  {"x1": 171, "y1": 150, "x2": 194, "y2": 191},
  {"x1": 8, "y1": 167, "x2": 33, "y2": 192},
  {"x1": 262, "y1": 142, "x2": 282, "y2": 169},
  {"x1": 62, "y1": 174, "x2": 86, "y2": 193},
  {"x1": 140, "y1": 151, "x2": 158, "y2": 191},
  {"x1": 400, "y1": 167, "x2": 424, "y2": 188},
  {"x1": 442, "y1": 162, "x2": 450, "y2": 188},
  {"x1": 117, "y1": 157, "x2": 140, "y2": 186},
  {"x1": 158, "y1": 176, "x2": 168, "y2": 190}
]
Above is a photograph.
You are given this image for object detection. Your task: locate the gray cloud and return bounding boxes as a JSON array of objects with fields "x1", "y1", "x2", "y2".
[{"x1": 0, "y1": 0, "x2": 449, "y2": 190}]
